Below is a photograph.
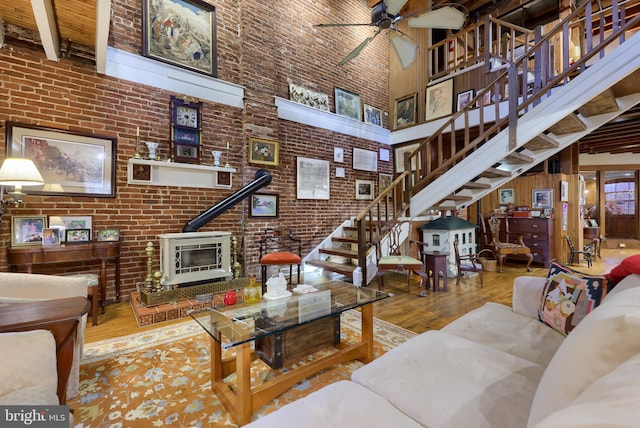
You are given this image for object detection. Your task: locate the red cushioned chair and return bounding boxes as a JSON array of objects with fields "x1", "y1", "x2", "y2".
[{"x1": 259, "y1": 227, "x2": 302, "y2": 292}]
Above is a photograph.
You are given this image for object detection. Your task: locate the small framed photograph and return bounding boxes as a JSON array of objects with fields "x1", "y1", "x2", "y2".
[
  {"x1": 66, "y1": 229, "x2": 91, "y2": 243},
  {"x1": 334, "y1": 87, "x2": 361, "y2": 121},
  {"x1": 379, "y1": 173, "x2": 393, "y2": 192},
  {"x1": 363, "y1": 104, "x2": 382, "y2": 126},
  {"x1": 532, "y1": 189, "x2": 553, "y2": 209},
  {"x1": 356, "y1": 180, "x2": 374, "y2": 200},
  {"x1": 379, "y1": 148, "x2": 390, "y2": 162},
  {"x1": 11, "y1": 216, "x2": 47, "y2": 247},
  {"x1": 98, "y1": 228, "x2": 120, "y2": 242},
  {"x1": 426, "y1": 79, "x2": 453, "y2": 120},
  {"x1": 250, "y1": 193, "x2": 279, "y2": 218},
  {"x1": 560, "y1": 180, "x2": 569, "y2": 202},
  {"x1": 394, "y1": 92, "x2": 417, "y2": 129},
  {"x1": 249, "y1": 137, "x2": 279, "y2": 166},
  {"x1": 42, "y1": 228, "x2": 60, "y2": 246},
  {"x1": 334, "y1": 147, "x2": 344, "y2": 163},
  {"x1": 54, "y1": 216, "x2": 92, "y2": 242},
  {"x1": 456, "y1": 89, "x2": 474, "y2": 112},
  {"x1": 499, "y1": 188, "x2": 515, "y2": 204}
]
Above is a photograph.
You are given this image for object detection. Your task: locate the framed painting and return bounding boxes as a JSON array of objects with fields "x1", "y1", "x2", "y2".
[
  {"x1": 363, "y1": 104, "x2": 382, "y2": 126},
  {"x1": 142, "y1": 0, "x2": 217, "y2": 77},
  {"x1": 352, "y1": 148, "x2": 377, "y2": 172},
  {"x1": 456, "y1": 89, "x2": 474, "y2": 112},
  {"x1": 51, "y1": 215, "x2": 93, "y2": 242},
  {"x1": 532, "y1": 189, "x2": 553, "y2": 209},
  {"x1": 560, "y1": 180, "x2": 569, "y2": 202},
  {"x1": 297, "y1": 157, "x2": 330, "y2": 200},
  {"x1": 288, "y1": 83, "x2": 329, "y2": 111},
  {"x1": 11, "y1": 216, "x2": 47, "y2": 247},
  {"x1": 334, "y1": 87, "x2": 361, "y2": 121},
  {"x1": 379, "y1": 173, "x2": 393, "y2": 192},
  {"x1": 6, "y1": 122, "x2": 116, "y2": 197},
  {"x1": 250, "y1": 193, "x2": 279, "y2": 218},
  {"x1": 394, "y1": 143, "x2": 419, "y2": 173},
  {"x1": 356, "y1": 180, "x2": 374, "y2": 200},
  {"x1": 394, "y1": 92, "x2": 417, "y2": 129},
  {"x1": 499, "y1": 188, "x2": 515, "y2": 204},
  {"x1": 426, "y1": 79, "x2": 453, "y2": 120},
  {"x1": 249, "y1": 137, "x2": 279, "y2": 166}
]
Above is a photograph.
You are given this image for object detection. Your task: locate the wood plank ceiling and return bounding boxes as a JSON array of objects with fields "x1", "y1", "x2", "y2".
[{"x1": 1, "y1": 0, "x2": 639, "y2": 154}]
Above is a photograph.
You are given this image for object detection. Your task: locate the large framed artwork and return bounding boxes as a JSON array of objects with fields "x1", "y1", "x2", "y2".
[
  {"x1": 334, "y1": 87, "x2": 361, "y2": 121},
  {"x1": 394, "y1": 92, "x2": 417, "y2": 129},
  {"x1": 394, "y1": 143, "x2": 419, "y2": 173},
  {"x1": 352, "y1": 148, "x2": 378, "y2": 172},
  {"x1": 142, "y1": 0, "x2": 217, "y2": 77},
  {"x1": 297, "y1": 157, "x2": 330, "y2": 200},
  {"x1": 426, "y1": 79, "x2": 453, "y2": 120},
  {"x1": 288, "y1": 83, "x2": 329, "y2": 111},
  {"x1": 6, "y1": 122, "x2": 116, "y2": 197}
]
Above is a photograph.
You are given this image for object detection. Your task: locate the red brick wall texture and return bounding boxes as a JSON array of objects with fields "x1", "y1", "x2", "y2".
[{"x1": 0, "y1": 0, "x2": 392, "y2": 300}]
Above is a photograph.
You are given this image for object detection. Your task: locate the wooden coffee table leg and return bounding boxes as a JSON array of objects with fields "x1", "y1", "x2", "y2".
[
  {"x1": 361, "y1": 304, "x2": 374, "y2": 363},
  {"x1": 235, "y1": 343, "x2": 252, "y2": 426}
]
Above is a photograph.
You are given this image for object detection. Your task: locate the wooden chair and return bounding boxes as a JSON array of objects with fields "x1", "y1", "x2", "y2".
[
  {"x1": 373, "y1": 220, "x2": 429, "y2": 296},
  {"x1": 453, "y1": 238, "x2": 483, "y2": 288},
  {"x1": 259, "y1": 227, "x2": 302, "y2": 292},
  {"x1": 480, "y1": 213, "x2": 533, "y2": 273},
  {"x1": 566, "y1": 235, "x2": 593, "y2": 268}
]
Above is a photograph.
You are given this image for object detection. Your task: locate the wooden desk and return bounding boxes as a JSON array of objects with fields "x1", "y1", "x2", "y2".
[
  {"x1": 0, "y1": 296, "x2": 90, "y2": 404},
  {"x1": 7, "y1": 242, "x2": 121, "y2": 312},
  {"x1": 583, "y1": 226, "x2": 601, "y2": 259}
]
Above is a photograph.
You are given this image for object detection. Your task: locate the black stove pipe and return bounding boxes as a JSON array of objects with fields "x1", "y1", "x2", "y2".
[{"x1": 182, "y1": 169, "x2": 272, "y2": 232}]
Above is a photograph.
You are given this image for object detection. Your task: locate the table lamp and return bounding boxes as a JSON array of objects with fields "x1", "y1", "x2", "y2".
[{"x1": 0, "y1": 157, "x2": 45, "y2": 214}]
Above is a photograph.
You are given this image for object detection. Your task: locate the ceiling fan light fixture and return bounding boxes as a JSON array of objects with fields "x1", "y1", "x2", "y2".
[
  {"x1": 390, "y1": 35, "x2": 417, "y2": 69},
  {"x1": 407, "y1": 7, "x2": 466, "y2": 30}
]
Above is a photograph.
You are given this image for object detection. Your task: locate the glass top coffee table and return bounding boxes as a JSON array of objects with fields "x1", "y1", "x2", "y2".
[{"x1": 188, "y1": 280, "x2": 389, "y2": 425}]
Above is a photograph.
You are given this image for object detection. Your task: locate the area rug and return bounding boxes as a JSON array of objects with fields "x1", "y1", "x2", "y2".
[{"x1": 69, "y1": 310, "x2": 416, "y2": 427}]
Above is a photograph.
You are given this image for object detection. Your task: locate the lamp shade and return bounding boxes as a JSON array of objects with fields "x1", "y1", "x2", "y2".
[{"x1": 0, "y1": 158, "x2": 44, "y2": 187}]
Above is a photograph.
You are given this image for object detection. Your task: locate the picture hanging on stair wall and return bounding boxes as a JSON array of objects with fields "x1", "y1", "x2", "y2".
[{"x1": 426, "y1": 79, "x2": 453, "y2": 120}]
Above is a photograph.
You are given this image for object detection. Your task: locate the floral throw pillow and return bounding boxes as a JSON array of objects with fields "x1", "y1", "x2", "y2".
[{"x1": 538, "y1": 262, "x2": 607, "y2": 335}]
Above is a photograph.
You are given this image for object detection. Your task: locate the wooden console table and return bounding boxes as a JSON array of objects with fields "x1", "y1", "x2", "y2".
[
  {"x1": 7, "y1": 242, "x2": 122, "y2": 311},
  {"x1": 0, "y1": 296, "x2": 90, "y2": 404}
]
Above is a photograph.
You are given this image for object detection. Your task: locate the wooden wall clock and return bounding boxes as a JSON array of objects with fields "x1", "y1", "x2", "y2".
[{"x1": 170, "y1": 95, "x2": 203, "y2": 163}]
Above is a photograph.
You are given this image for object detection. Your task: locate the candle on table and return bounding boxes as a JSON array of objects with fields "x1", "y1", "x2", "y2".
[{"x1": 136, "y1": 126, "x2": 139, "y2": 137}]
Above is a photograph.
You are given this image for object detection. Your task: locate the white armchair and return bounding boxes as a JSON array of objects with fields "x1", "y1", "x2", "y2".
[{"x1": 0, "y1": 272, "x2": 88, "y2": 399}]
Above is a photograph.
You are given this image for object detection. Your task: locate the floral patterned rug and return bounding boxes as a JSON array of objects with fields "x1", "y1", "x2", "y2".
[{"x1": 69, "y1": 310, "x2": 416, "y2": 427}]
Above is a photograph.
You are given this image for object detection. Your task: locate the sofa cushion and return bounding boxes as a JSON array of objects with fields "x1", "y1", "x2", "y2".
[
  {"x1": 443, "y1": 302, "x2": 565, "y2": 366},
  {"x1": 527, "y1": 285, "x2": 640, "y2": 427},
  {"x1": 538, "y1": 262, "x2": 607, "y2": 335},
  {"x1": 0, "y1": 330, "x2": 58, "y2": 399},
  {"x1": 533, "y1": 353, "x2": 640, "y2": 427},
  {"x1": 243, "y1": 381, "x2": 422, "y2": 428},
  {"x1": 606, "y1": 254, "x2": 640, "y2": 288},
  {"x1": 0, "y1": 385, "x2": 59, "y2": 406},
  {"x1": 352, "y1": 330, "x2": 545, "y2": 428}
]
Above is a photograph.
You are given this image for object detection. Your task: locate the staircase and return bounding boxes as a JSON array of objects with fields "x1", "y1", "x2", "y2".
[{"x1": 305, "y1": 0, "x2": 640, "y2": 283}]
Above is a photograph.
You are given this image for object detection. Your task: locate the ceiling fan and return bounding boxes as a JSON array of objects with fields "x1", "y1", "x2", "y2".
[{"x1": 315, "y1": 0, "x2": 467, "y2": 68}]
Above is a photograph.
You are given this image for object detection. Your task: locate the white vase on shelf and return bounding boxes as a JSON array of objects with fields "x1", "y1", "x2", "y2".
[
  {"x1": 212, "y1": 150, "x2": 222, "y2": 166},
  {"x1": 145, "y1": 142, "x2": 160, "y2": 160}
]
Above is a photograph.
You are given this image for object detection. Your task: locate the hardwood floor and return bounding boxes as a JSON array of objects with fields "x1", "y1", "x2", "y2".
[{"x1": 84, "y1": 248, "x2": 633, "y2": 343}]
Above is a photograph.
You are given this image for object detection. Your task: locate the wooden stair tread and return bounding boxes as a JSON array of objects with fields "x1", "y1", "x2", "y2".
[
  {"x1": 504, "y1": 151, "x2": 534, "y2": 164},
  {"x1": 442, "y1": 194, "x2": 473, "y2": 202},
  {"x1": 305, "y1": 259, "x2": 356, "y2": 276},
  {"x1": 318, "y1": 247, "x2": 358, "y2": 257},
  {"x1": 459, "y1": 181, "x2": 491, "y2": 190},
  {"x1": 480, "y1": 167, "x2": 512, "y2": 178},
  {"x1": 332, "y1": 236, "x2": 358, "y2": 243},
  {"x1": 524, "y1": 134, "x2": 559, "y2": 151},
  {"x1": 578, "y1": 88, "x2": 618, "y2": 117},
  {"x1": 547, "y1": 112, "x2": 587, "y2": 135}
]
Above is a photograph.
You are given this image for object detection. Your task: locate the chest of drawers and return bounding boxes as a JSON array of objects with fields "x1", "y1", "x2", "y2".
[{"x1": 506, "y1": 217, "x2": 554, "y2": 267}]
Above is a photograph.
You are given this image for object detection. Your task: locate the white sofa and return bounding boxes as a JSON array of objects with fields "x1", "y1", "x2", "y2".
[
  {"x1": 245, "y1": 273, "x2": 640, "y2": 427},
  {"x1": 0, "y1": 272, "x2": 89, "y2": 401}
]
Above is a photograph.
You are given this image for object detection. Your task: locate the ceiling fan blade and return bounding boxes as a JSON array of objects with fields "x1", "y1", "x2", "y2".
[
  {"x1": 315, "y1": 23, "x2": 376, "y2": 28},
  {"x1": 390, "y1": 35, "x2": 417, "y2": 69},
  {"x1": 338, "y1": 30, "x2": 381, "y2": 65},
  {"x1": 386, "y1": 0, "x2": 409, "y2": 16},
  {"x1": 407, "y1": 7, "x2": 466, "y2": 29}
]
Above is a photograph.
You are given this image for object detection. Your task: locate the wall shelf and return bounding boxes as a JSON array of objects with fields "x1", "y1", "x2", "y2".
[{"x1": 127, "y1": 158, "x2": 236, "y2": 189}]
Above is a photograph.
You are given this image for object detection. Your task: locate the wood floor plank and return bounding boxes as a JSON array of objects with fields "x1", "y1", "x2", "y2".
[{"x1": 84, "y1": 249, "x2": 632, "y2": 342}]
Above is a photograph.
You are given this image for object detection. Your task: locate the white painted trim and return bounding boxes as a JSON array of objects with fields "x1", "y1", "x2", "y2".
[
  {"x1": 580, "y1": 153, "x2": 640, "y2": 166},
  {"x1": 94, "y1": 0, "x2": 112, "y2": 74},
  {"x1": 31, "y1": 0, "x2": 59, "y2": 61},
  {"x1": 275, "y1": 97, "x2": 391, "y2": 144},
  {"x1": 105, "y1": 47, "x2": 245, "y2": 108}
]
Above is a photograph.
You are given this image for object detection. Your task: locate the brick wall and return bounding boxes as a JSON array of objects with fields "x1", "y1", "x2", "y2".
[{"x1": 0, "y1": 0, "x2": 392, "y2": 301}]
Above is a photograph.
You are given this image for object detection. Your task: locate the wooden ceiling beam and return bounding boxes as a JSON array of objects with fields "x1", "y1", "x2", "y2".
[
  {"x1": 94, "y1": 0, "x2": 111, "y2": 74},
  {"x1": 30, "y1": 0, "x2": 59, "y2": 61}
]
